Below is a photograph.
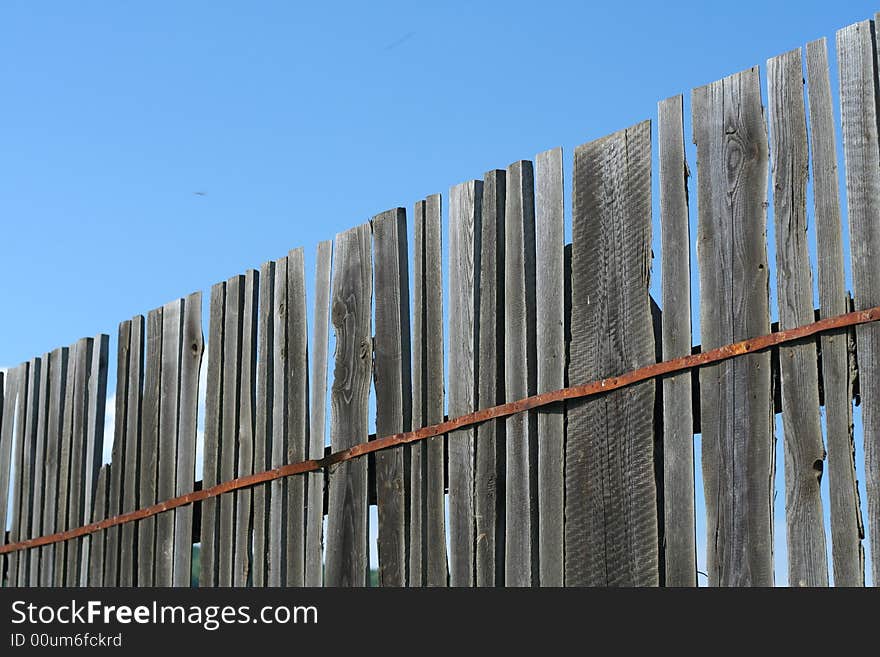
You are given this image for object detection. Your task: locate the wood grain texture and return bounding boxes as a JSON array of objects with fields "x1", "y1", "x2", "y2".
[
  {"x1": 54, "y1": 353, "x2": 75, "y2": 586},
  {"x1": 806, "y1": 36, "x2": 864, "y2": 586},
  {"x1": 253, "y1": 260, "x2": 275, "y2": 587},
  {"x1": 199, "y1": 285, "x2": 224, "y2": 587},
  {"x1": 838, "y1": 19, "x2": 880, "y2": 587},
  {"x1": 693, "y1": 68, "x2": 773, "y2": 587},
  {"x1": 326, "y1": 223, "x2": 373, "y2": 587},
  {"x1": 505, "y1": 160, "x2": 538, "y2": 587},
  {"x1": 567, "y1": 121, "x2": 658, "y2": 586},
  {"x1": 768, "y1": 47, "x2": 828, "y2": 587},
  {"x1": 268, "y1": 258, "x2": 287, "y2": 587},
  {"x1": 7, "y1": 363, "x2": 28, "y2": 585},
  {"x1": 0, "y1": 368, "x2": 17, "y2": 582},
  {"x1": 17, "y1": 358, "x2": 40, "y2": 585},
  {"x1": 66, "y1": 338, "x2": 92, "y2": 586},
  {"x1": 373, "y1": 209, "x2": 412, "y2": 587},
  {"x1": 535, "y1": 148, "x2": 565, "y2": 587},
  {"x1": 218, "y1": 278, "x2": 243, "y2": 587},
  {"x1": 156, "y1": 299, "x2": 183, "y2": 586},
  {"x1": 175, "y1": 291, "x2": 203, "y2": 586},
  {"x1": 658, "y1": 95, "x2": 696, "y2": 587},
  {"x1": 120, "y1": 320, "x2": 143, "y2": 587},
  {"x1": 234, "y1": 275, "x2": 257, "y2": 587},
  {"x1": 81, "y1": 334, "x2": 108, "y2": 585},
  {"x1": 449, "y1": 183, "x2": 481, "y2": 587},
  {"x1": 306, "y1": 242, "x2": 332, "y2": 587},
  {"x1": 139, "y1": 307, "x2": 163, "y2": 586},
  {"x1": 39, "y1": 352, "x2": 67, "y2": 586},
  {"x1": 29, "y1": 351, "x2": 50, "y2": 585},
  {"x1": 285, "y1": 248, "x2": 309, "y2": 586},
  {"x1": 88, "y1": 464, "x2": 110, "y2": 586},
  {"x1": 105, "y1": 323, "x2": 130, "y2": 586},
  {"x1": 476, "y1": 170, "x2": 505, "y2": 587}
]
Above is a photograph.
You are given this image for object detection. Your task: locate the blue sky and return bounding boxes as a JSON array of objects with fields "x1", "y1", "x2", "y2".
[{"x1": 2, "y1": 1, "x2": 878, "y2": 585}]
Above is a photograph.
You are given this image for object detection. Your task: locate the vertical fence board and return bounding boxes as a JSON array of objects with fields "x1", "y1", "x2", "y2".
[
  {"x1": 81, "y1": 334, "x2": 108, "y2": 585},
  {"x1": 88, "y1": 464, "x2": 110, "y2": 586},
  {"x1": 449, "y1": 183, "x2": 481, "y2": 587},
  {"x1": 16, "y1": 359, "x2": 39, "y2": 586},
  {"x1": 199, "y1": 286, "x2": 224, "y2": 587},
  {"x1": 307, "y1": 243, "x2": 332, "y2": 587},
  {"x1": 693, "y1": 68, "x2": 773, "y2": 587},
  {"x1": 326, "y1": 223, "x2": 373, "y2": 587},
  {"x1": 139, "y1": 308, "x2": 163, "y2": 586},
  {"x1": 658, "y1": 95, "x2": 696, "y2": 587},
  {"x1": 29, "y1": 352, "x2": 50, "y2": 585},
  {"x1": 268, "y1": 258, "x2": 288, "y2": 587},
  {"x1": 0, "y1": 369, "x2": 15, "y2": 583},
  {"x1": 39, "y1": 351, "x2": 66, "y2": 586},
  {"x1": 567, "y1": 121, "x2": 658, "y2": 586},
  {"x1": 373, "y1": 209, "x2": 412, "y2": 587},
  {"x1": 254, "y1": 261, "x2": 275, "y2": 588},
  {"x1": 7, "y1": 365, "x2": 27, "y2": 585},
  {"x1": 807, "y1": 36, "x2": 864, "y2": 586},
  {"x1": 66, "y1": 338, "x2": 93, "y2": 586},
  {"x1": 768, "y1": 47, "x2": 829, "y2": 587},
  {"x1": 476, "y1": 170, "x2": 506, "y2": 587},
  {"x1": 535, "y1": 148, "x2": 565, "y2": 587},
  {"x1": 55, "y1": 354, "x2": 76, "y2": 586},
  {"x1": 175, "y1": 291, "x2": 204, "y2": 586},
  {"x1": 120, "y1": 320, "x2": 143, "y2": 587},
  {"x1": 410, "y1": 201, "x2": 426, "y2": 586},
  {"x1": 838, "y1": 19, "x2": 880, "y2": 588},
  {"x1": 105, "y1": 323, "x2": 130, "y2": 586},
  {"x1": 234, "y1": 276, "x2": 257, "y2": 588},
  {"x1": 505, "y1": 160, "x2": 538, "y2": 587},
  {"x1": 286, "y1": 249, "x2": 308, "y2": 586}
]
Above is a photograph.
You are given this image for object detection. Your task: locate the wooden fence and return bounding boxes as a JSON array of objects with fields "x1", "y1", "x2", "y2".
[{"x1": 3, "y1": 14, "x2": 880, "y2": 587}]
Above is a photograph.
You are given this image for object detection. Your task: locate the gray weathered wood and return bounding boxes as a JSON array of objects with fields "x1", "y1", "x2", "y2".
[
  {"x1": 285, "y1": 249, "x2": 308, "y2": 586},
  {"x1": 39, "y1": 351, "x2": 67, "y2": 586},
  {"x1": 199, "y1": 285, "x2": 224, "y2": 587},
  {"x1": 218, "y1": 276, "x2": 243, "y2": 587},
  {"x1": 476, "y1": 170, "x2": 505, "y2": 587},
  {"x1": 66, "y1": 338, "x2": 93, "y2": 586},
  {"x1": 807, "y1": 36, "x2": 864, "y2": 586},
  {"x1": 253, "y1": 261, "x2": 274, "y2": 587},
  {"x1": 105, "y1": 323, "x2": 130, "y2": 586},
  {"x1": 693, "y1": 69, "x2": 773, "y2": 586},
  {"x1": 768, "y1": 47, "x2": 829, "y2": 587},
  {"x1": 120, "y1": 319, "x2": 143, "y2": 587},
  {"x1": 233, "y1": 275, "x2": 257, "y2": 588},
  {"x1": 658, "y1": 95, "x2": 696, "y2": 587},
  {"x1": 306, "y1": 243, "x2": 332, "y2": 587},
  {"x1": 373, "y1": 209, "x2": 413, "y2": 587},
  {"x1": 81, "y1": 334, "x2": 108, "y2": 585},
  {"x1": 448, "y1": 183, "x2": 481, "y2": 587},
  {"x1": 0, "y1": 368, "x2": 17, "y2": 583},
  {"x1": 839, "y1": 19, "x2": 880, "y2": 587},
  {"x1": 326, "y1": 223, "x2": 373, "y2": 587},
  {"x1": 29, "y1": 352, "x2": 50, "y2": 584},
  {"x1": 268, "y1": 258, "x2": 288, "y2": 587},
  {"x1": 175, "y1": 291, "x2": 203, "y2": 586},
  {"x1": 505, "y1": 160, "x2": 538, "y2": 587},
  {"x1": 535, "y1": 148, "x2": 565, "y2": 587},
  {"x1": 88, "y1": 464, "x2": 110, "y2": 586},
  {"x1": 16, "y1": 358, "x2": 40, "y2": 586},
  {"x1": 567, "y1": 121, "x2": 658, "y2": 586},
  {"x1": 139, "y1": 307, "x2": 163, "y2": 586},
  {"x1": 54, "y1": 353, "x2": 77, "y2": 587},
  {"x1": 7, "y1": 364, "x2": 28, "y2": 585}
]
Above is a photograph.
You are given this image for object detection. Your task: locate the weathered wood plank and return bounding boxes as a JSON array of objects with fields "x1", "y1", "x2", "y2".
[
  {"x1": 199, "y1": 285, "x2": 224, "y2": 587},
  {"x1": 253, "y1": 261, "x2": 274, "y2": 588},
  {"x1": 232, "y1": 275, "x2": 257, "y2": 588},
  {"x1": 535, "y1": 148, "x2": 565, "y2": 587},
  {"x1": 105, "y1": 323, "x2": 130, "y2": 586},
  {"x1": 81, "y1": 334, "x2": 108, "y2": 585},
  {"x1": 16, "y1": 358, "x2": 40, "y2": 586},
  {"x1": 567, "y1": 121, "x2": 658, "y2": 586},
  {"x1": 658, "y1": 95, "x2": 696, "y2": 587},
  {"x1": 768, "y1": 47, "x2": 828, "y2": 587},
  {"x1": 373, "y1": 209, "x2": 413, "y2": 587},
  {"x1": 285, "y1": 249, "x2": 308, "y2": 586},
  {"x1": 156, "y1": 299, "x2": 183, "y2": 586},
  {"x1": 120, "y1": 319, "x2": 143, "y2": 587},
  {"x1": 806, "y1": 36, "x2": 864, "y2": 586},
  {"x1": 268, "y1": 258, "x2": 288, "y2": 587},
  {"x1": 306, "y1": 243, "x2": 332, "y2": 587},
  {"x1": 476, "y1": 170, "x2": 505, "y2": 588},
  {"x1": 839, "y1": 19, "x2": 880, "y2": 587},
  {"x1": 448, "y1": 184, "x2": 481, "y2": 587},
  {"x1": 175, "y1": 291, "x2": 204, "y2": 586},
  {"x1": 29, "y1": 352, "x2": 50, "y2": 585},
  {"x1": 139, "y1": 307, "x2": 163, "y2": 586},
  {"x1": 693, "y1": 69, "x2": 773, "y2": 586},
  {"x1": 66, "y1": 338, "x2": 93, "y2": 586},
  {"x1": 326, "y1": 223, "x2": 373, "y2": 587},
  {"x1": 505, "y1": 160, "x2": 538, "y2": 587},
  {"x1": 39, "y1": 351, "x2": 67, "y2": 586},
  {"x1": 7, "y1": 363, "x2": 28, "y2": 585},
  {"x1": 0, "y1": 368, "x2": 16, "y2": 583},
  {"x1": 54, "y1": 353, "x2": 77, "y2": 587},
  {"x1": 88, "y1": 464, "x2": 110, "y2": 586}
]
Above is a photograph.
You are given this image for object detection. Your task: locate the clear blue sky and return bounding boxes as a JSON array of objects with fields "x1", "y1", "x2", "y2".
[{"x1": 2, "y1": 1, "x2": 878, "y2": 585}]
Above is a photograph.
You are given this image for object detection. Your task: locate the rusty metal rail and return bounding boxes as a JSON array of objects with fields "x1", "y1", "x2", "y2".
[{"x1": 2, "y1": 303, "x2": 878, "y2": 557}]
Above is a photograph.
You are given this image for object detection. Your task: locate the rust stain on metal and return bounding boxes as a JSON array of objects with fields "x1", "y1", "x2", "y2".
[{"x1": 2, "y1": 304, "x2": 878, "y2": 556}]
